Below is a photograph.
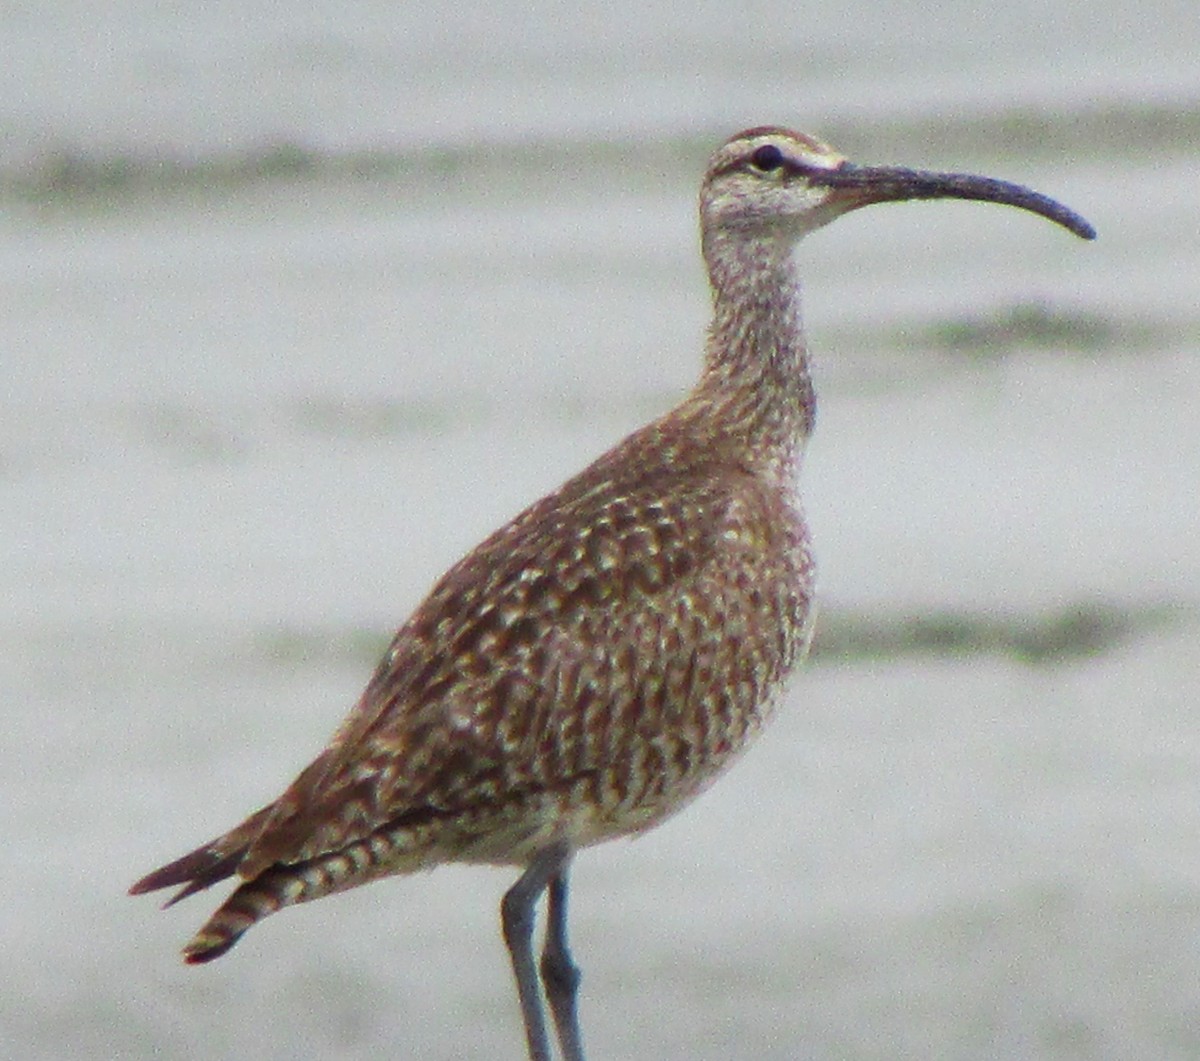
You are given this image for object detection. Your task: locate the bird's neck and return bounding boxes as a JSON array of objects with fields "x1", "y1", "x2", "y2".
[{"x1": 690, "y1": 228, "x2": 815, "y2": 480}]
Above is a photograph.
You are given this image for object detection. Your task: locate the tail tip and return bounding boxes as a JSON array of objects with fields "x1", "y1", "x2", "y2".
[{"x1": 182, "y1": 930, "x2": 241, "y2": 965}]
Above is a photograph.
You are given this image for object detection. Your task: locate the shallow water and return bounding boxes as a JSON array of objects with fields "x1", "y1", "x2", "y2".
[{"x1": 3, "y1": 4, "x2": 1199, "y2": 1059}]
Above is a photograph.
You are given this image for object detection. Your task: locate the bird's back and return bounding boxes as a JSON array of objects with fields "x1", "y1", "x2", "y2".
[
  {"x1": 136, "y1": 390, "x2": 816, "y2": 931},
  {"x1": 248, "y1": 398, "x2": 815, "y2": 873}
]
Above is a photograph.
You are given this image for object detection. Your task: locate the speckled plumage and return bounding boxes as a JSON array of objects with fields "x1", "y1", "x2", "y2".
[
  {"x1": 132, "y1": 127, "x2": 1093, "y2": 1058},
  {"x1": 133, "y1": 131, "x2": 824, "y2": 959}
]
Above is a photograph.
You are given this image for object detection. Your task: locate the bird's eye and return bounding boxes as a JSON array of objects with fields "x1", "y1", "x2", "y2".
[{"x1": 750, "y1": 144, "x2": 784, "y2": 172}]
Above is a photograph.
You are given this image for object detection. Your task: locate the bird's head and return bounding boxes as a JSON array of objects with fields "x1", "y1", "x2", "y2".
[{"x1": 701, "y1": 127, "x2": 1096, "y2": 244}]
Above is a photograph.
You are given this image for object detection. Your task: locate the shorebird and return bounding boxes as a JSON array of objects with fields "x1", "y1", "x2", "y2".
[{"x1": 131, "y1": 127, "x2": 1094, "y2": 1060}]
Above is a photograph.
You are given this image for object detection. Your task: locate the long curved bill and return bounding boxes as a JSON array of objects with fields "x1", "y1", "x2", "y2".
[{"x1": 810, "y1": 163, "x2": 1096, "y2": 240}]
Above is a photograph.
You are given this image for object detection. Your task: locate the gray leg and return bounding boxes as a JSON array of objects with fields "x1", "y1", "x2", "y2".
[
  {"x1": 502, "y1": 842, "x2": 573, "y2": 1061},
  {"x1": 540, "y1": 868, "x2": 585, "y2": 1061}
]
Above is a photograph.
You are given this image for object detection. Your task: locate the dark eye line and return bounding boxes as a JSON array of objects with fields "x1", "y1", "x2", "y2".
[{"x1": 747, "y1": 144, "x2": 832, "y2": 178}]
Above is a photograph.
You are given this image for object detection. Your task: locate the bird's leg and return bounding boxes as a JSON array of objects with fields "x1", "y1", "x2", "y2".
[
  {"x1": 502, "y1": 841, "x2": 573, "y2": 1061},
  {"x1": 540, "y1": 867, "x2": 585, "y2": 1061}
]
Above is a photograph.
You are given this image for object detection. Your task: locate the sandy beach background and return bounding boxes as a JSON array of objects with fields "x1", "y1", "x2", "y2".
[{"x1": 3, "y1": 3, "x2": 1199, "y2": 1058}]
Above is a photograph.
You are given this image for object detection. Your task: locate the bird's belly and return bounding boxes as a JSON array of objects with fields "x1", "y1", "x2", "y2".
[{"x1": 459, "y1": 606, "x2": 815, "y2": 865}]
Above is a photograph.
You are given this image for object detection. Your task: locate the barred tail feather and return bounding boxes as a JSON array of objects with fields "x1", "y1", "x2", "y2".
[
  {"x1": 182, "y1": 874, "x2": 293, "y2": 963},
  {"x1": 179, "y1": 818, "x2": 438, "y2": 963}
]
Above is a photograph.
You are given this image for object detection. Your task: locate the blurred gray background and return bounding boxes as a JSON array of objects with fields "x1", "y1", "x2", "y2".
[{"x1": 3, "y1": 2, "x2": 1198, "y2": 1058}]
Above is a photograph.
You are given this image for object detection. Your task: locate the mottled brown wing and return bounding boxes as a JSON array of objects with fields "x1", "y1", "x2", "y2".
[{"x1": 239, "y1": 440, "x2": 811, "y2": 876}]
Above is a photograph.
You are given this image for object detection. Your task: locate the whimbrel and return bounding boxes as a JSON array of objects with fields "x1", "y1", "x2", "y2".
[{"x1": 131, "y1": 128, "x2": 1094, "y2": 1060}]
